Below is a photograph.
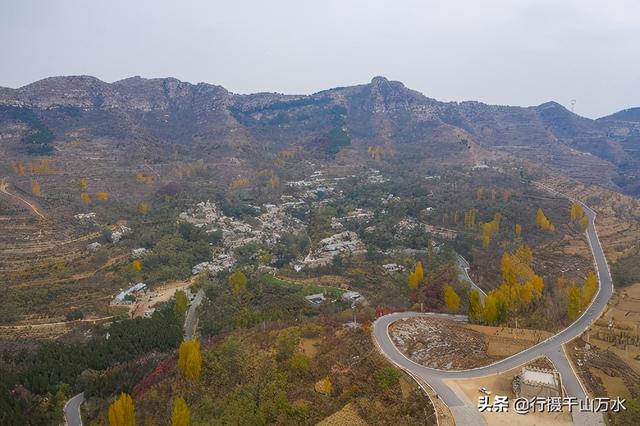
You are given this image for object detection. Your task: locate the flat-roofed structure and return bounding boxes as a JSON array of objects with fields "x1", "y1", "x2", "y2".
[{"x1": 514, "y1": 367, "x2": 562, "y2": 398}]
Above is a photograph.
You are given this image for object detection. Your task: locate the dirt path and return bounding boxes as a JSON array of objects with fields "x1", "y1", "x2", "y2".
[
  {"x1": 130, "y1": 278, "x2": 194, "y2": 318},
  {"x1": 0, "y1": 315, "x2": 114, "y2": 330},
  {"x1": 0, "y1": 180, "x2": 46, "y2": 220}
]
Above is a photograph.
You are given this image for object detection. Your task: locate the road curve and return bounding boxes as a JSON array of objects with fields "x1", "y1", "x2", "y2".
[
  {"x1": 373, "y1": 195, "x2": 612, "y2": 425},
  {"x1": 457, "y1": 254, "x2": 487, "y2": 303},
  {"x1": 0, "y1": 181, "x2": 46, "y2": 220},
  {"x1": 184, "y1": 289, "x2": 204, "y2": 341},
  {"x1": 64, "y1": 392, "x2": 85, "y2": 426}
]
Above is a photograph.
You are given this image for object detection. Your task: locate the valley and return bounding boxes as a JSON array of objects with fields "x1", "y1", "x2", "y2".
[{"x1": 0, "y1": 76, "x2": 639, "y2": 426}]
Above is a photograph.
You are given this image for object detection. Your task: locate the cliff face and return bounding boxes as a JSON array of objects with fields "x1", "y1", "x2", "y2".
[{"x1": 0, "y1": 75, "x2": 638, "y2": 194}]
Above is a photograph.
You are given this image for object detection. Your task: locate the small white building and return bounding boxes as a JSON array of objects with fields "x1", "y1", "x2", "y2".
[
  {"x1": 382, "y1": 263, "x2": 405, "y2": 273},
  {"x1": 113, "y1": 282, "x2": 147, "y2": 304},
  {"x1": 305, "y1": 293, "x2": 326, "y2": 305},
  {"x1": 87, "y1": 242, "x2": 102, "y2": 252},
  {"x1": 132, "y1": 248, "x2": 148, "y2": 258},
  {"x1": 342, "y1": 291, "x2": 362, "y2": 303}
]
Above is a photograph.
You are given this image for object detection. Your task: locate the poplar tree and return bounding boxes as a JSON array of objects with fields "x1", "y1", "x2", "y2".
[
  {"x1": 171, "y1": 397, "x2": 190, "y2": 426},
  {"x1": 108, "y1": 392, "x2": 136, "y2": 426},
  {"x1": 443, "y1": 285, "x2": 461, "y2": 313}
]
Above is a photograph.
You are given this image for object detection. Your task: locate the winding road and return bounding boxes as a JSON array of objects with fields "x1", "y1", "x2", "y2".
[
  {"x1": 457, "y1": 254, "x2": 487, "y2": 303},
  {"x1": 63, "y1": 392, "x2": 85, "y2": 426},
  {"x1": 64, "y1": 290, "x2": 204, "y2": 425},
  {"x1": 374, "y1": 194, "x2": 612, "y2": 425},
  {"x1": 0, "y1": 179, "x2": 46, "y2": 220}
]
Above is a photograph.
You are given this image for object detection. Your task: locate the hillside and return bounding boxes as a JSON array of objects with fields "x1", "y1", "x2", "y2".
[{"x1": 1, "y1": 75, "x2": 638, "y2": 195}]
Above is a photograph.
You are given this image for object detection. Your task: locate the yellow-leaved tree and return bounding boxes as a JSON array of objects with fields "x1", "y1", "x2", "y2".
[
  {"x1": 582, "y1": 271, "x2": 598, "y2": 307},
  {"x1": 137, "y1": 201, "x2": 150, "y2": 215},
  {"x1": 228, "y1": 271, "x2": 247, "y2": 297},
  {"x1": 174, "y1": 290, "x2": 188, "y2": 318},
  {"x1": 31, "y1": 180, "x2": 42, "y2": 196},
  {"x1": 580, "y1": 215, "x2": 589, "y2": 231},
  {"x1": 178, "y1": 340, "x2": 202, "y2": 381},
  {"x1": 108, "y1": 392, "x2": 135, "y2": 426},
  {"x1": 514, "y1": 223, "x2": 522, "y2": 237},
  {"x1": 80, "y1": 192, "x2": 92, "y2": 205},
  {"x1": 468, "y1": 289, "x2": 482, "y2": 321},
  {"x1": 443, "y1": 285, "x2": 460, "y2": 313},
  {"x1": 570, "y1": 202, "x2": 584, "y2": 221},
  {"x1": 407, "y1": 272, "x2": 419, "y2": 289},
  {"x1": 132, "y1": 259, "x2": 142, "y2": 272},
  {"x1": 535, "y1": 208, "x2": 555, "y2": 232},
  {"x1": 482, "y1": 294, "x2": 498, "y2": 324},
  {"x1": 97, "y1": 191, "x2": 109, "y2": 201},
  {"x1": 171, "y1": 396, "x2": 191, "y2": 426},
  {"x1": 79, "y1": 178, "x2": 89, "y2": 190},
  {"x1": 567, "y1": 284, "x2": 582, "y2": 321},
  {"x1": 415, "y1": 261, "x2": 424, "y2": 282}
]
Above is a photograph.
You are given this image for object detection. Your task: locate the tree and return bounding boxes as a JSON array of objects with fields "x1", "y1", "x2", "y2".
[
  {"x1": 481, "y1": 214, "x2": 501, "y2": 248},
  {"x1": 580, "y1": 215, "x2": 589, "y2": 231},
  {"x1": 31, "y1": 180, "x2": 41, "y2": 196},
  {"x1": 500, "y1": 253, "x2": 517, "y2": 287},
  {"x1": 178, "y1": 340, "x2": 202, "y2": 381},
  {"x1": 230, "y1": 178, "x2": 250, "y2": 190},
  {"x1": 407, "y1": 271, "x2": 419, "y2": 290},
  {"x1": 536, "y1": 208, "x2": 555, "y2": 232},
  {"x1": 132, "y1": 259, "x2": 142, "y2": 272},
  {"x1": 80, "y1": 192, "x2": 92, "y2": 205},
  {"x1": 567, "y1": 284, "x2": 582, "y2": 321},
  {"x1": 514, "y1": 223, "x2": 522, "y2": 237},
  {"x1": 228, "y1": 271, "x2": 248, "y2": 297},
  {"x1": 476, "y1": 187, "x2": 485, "y2": 200},
  {"x1": 174, "y1": 290, "x2": 188, "y2": 318},
  {"x1": 108, "y1": 392, "x2": 135, "y2": 426},
  {"x1": 135, "y1": 173, "x2": 153, "y2": 184},
  {"x1": 464, "y1": 209, "x2": 477, "y2": 228},
  {"x1": 582, "y1": 271, "x2": 597, "y2": 307},
  {"x1": 519, "y1": 282, "x2": 534, "y2": 306},
  {"x1": 315, "y1": 377, "x2": 333, "y2": 395},
  {"x1": 415, "y1": 261, "x2": 424, "y2": 282},
  {"x1": 287, "y1": 353, "x2": 311, "y2": 376},
  {"x1": 570, "y1": 202, "x2": 584, "y2": 221},
  {"x1": 276, "y1": 327, "x2": 300, "y2": 361},
  {"x1": 530, "y1": 275, "x2": 544, "y2": 297},
  {"x1": 443, "y1": 285, "x2": 460, "y2": 313},
  {"x1": 137, "y1": 201, "x2": 150, "y2": 215},
  {"x1": 514, "y1": 244, "x2": 533, "y2": 265},
  {"x1": 374, "y1": 367, "x2": 401, "y2": 390},
  {"x1": 171, "y1": 396, "x2": 190, "y2": 426},
  {"x1": 468, "y1": 289, "x2": 482, "y2": 321},
  {"x1": 79, "y1": 178, "x2": 89, "y2": 190},
  {"x1": 482, "y1": 294, "x2": 498, "y2": 324},
  {"x1": 269, "y1": 173, "x2": 280, "y2": 189},
  {"x1": 97, "y1": 191, "x2": 109, "y2": 201}
]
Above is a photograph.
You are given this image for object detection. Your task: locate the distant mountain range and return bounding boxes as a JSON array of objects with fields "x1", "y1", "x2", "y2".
[{"x1": 1, "y1": 76, "x2": 638, "y2": 194}]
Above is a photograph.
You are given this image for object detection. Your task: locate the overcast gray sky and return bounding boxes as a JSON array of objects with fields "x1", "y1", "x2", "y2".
[{"x1": 1, "y1": 0, "x2": 638, "y2": 118}]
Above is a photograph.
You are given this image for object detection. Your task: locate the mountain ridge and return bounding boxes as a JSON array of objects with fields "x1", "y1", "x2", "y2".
[{"x1": 0, "y1": 75, "x2": 638, "y2": 195}]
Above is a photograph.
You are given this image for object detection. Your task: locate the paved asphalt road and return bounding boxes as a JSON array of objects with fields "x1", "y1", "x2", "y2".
[
  {"x1": 184, "y1": 289, "x2": 204, "y2": 341},
  {"x1": 457, "y1": 254, "x2": 487, "y2": 303},
  {"x1": 374, "y1": 198, "x2": 611, "y2": 425},
  {"x1": 64, "y1": 290, "x2": 205, "y2": 425},
  {"x1": 64, "y1": 392, "x2": 85, "y2": 426}
]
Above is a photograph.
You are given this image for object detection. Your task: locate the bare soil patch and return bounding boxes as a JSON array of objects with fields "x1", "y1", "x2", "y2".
[
  {"x1": 444, "y1": 358, "x2": 573, "y2": 426},
  {"x1": 390, "y1": 317, "x2": 547, "y2": 370}
]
